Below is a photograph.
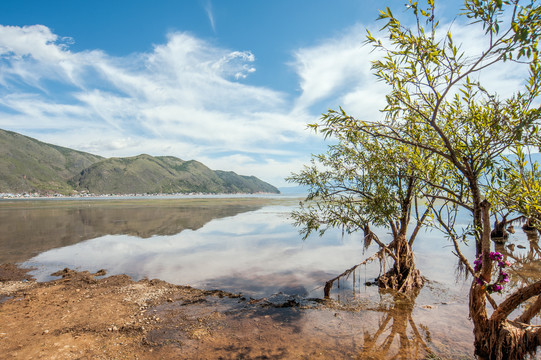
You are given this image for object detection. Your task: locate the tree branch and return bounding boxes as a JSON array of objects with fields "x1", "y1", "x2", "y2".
[
  {"x1": 491, "y1": 280, "x2": 541, "y2": 323},
  {"x1": 515, "y1": 294, "x2": 541, "y2": 324}
]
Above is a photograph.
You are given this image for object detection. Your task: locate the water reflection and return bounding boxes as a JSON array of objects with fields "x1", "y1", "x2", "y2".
[
  {"x1": 23, "y1": 204, "x2": 372, "y2": 298},
  {"x1": 495, "y1": 230, "x2": 541, "y2": 291},
  {"x1": 361, "y1": 291, "x2": 432, "y2": 359},
  {"x1": 0, "y1": 198, "x2": 274, "y2": 263}
]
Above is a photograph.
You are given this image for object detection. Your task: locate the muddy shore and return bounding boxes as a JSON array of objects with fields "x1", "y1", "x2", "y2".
[{"x1": 0, "y1": 263, "x2": 472, "y2": 359}]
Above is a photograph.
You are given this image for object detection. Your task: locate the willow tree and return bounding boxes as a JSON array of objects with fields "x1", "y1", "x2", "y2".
[
  {"x1": 288, "y1": 124, "x2": 435, "y2": 294},
  {"x1": 320, "y1": 0, "x2": 541, "y2": 358}
]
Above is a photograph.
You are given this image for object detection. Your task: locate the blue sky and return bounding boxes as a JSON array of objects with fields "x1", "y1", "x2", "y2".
[{"x1": 0, "y1": 1, "x2": 530, "y2": 187}]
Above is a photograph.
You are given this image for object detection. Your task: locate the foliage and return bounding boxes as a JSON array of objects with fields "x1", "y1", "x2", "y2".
[
  {"x1": 362, "y1": 1, "x2": 541, "y2": 358},
  {"x1": 361, "y1": 0, "x2": 541, "y2": 248},
  {"x1": 292, "y1": 0, "x2": 541, "y2": 357},
  {"x1": 494, "y1": 146, "x2": 541, "y2": 228},
  {"x1": 289, "y1": 104, "x2": 434, "y2": 293},
  {"x1": 288, "y1": 113, "x2": 435, "y2": 241}
]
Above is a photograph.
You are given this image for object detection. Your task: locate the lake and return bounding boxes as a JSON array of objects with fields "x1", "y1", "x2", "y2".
[{"x1": 1, "y1": 196, "x2": 540, "y2": 358}]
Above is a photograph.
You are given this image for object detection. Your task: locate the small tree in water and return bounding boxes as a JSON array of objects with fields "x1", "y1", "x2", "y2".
[{"x1": 288, "y1": 126, "x2": 435, "y2": 293}]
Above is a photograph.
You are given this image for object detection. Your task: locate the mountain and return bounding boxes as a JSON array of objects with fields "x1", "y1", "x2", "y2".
[
  {"x1": 0, "y1": 129, "x2": 103, "y2": 194},
  {"x1": 0, "y1": 129, "x2": 279, "y2": 195},
  {"x1": 70, "y1": 154, "x2": 279, "y2": 194}
]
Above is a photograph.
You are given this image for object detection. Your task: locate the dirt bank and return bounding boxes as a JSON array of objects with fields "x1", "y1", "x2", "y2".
[{"x1": 0, "y1": 264, "x2": 471, "y2": 359}]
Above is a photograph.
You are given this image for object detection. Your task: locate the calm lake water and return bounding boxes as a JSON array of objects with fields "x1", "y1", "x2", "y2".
[{"x1": 1, "y1": 196, "x2": 540, "y2": 358}]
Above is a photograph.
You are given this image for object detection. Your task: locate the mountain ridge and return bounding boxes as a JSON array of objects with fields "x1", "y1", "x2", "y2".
[{"x1": 0, "y1": 129, "x2": 279, "y2": 195}]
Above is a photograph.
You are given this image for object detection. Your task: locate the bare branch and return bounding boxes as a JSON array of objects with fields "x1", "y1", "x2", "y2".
[
  {"x1": 491, "y1": 280, "x2": 541, "y2": 323},
  {"x1": 515, "y1": 294, "x2": 541, "y2": 324}
]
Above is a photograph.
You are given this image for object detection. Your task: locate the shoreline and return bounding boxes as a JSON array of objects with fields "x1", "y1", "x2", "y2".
[
  {"x1": 0, "y1": 263, "x2": 475, "y2": 359},
  {"x1": 0, "y1": 264, "x2": 364, "y2": 359},
  {"x1": 0, "y1": 192, "x2": 290, "y2": 201}
]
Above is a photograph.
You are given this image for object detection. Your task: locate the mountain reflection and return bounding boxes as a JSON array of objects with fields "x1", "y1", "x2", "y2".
[{"x1": 0, "y1": 198, "x2": 271, "y2": 263}]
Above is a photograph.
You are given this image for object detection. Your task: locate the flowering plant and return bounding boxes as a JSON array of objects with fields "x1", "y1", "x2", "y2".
[{"x1": 473, "y1": 251, "x2": 511, "y2": 294}]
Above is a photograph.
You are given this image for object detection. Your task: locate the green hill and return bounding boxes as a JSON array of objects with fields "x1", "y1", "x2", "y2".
[
  {"x1": 70, "y1": 155, "x2": 279, "y2": 194},
  {"x1": 0, "y1": 129, "x2": 103, "y2": 194},
  {"x1": 0, "y1": 129, "x2": 279, "y2": 195}
]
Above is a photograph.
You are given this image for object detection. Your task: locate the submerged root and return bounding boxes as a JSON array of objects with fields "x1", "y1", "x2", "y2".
[
  {"x1": 323, "y1": 230, "x2": 424, "y2": 297},
  {"x1": 377, "y1": 265, "x2": 425, "y2": 293}
]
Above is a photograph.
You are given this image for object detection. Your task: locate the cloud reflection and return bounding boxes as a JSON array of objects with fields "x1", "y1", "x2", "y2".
[{"x1": 26, "y1": 205, "x2": 370, "y2": 297}]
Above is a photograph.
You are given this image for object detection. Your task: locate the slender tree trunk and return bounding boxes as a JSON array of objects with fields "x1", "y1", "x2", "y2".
[
  {"x1": 470, "y1": 200, "x2": 492, "y2": 359},
  {"x1": 471, "y1": 180, "x2": 483, "y2": 256},
  {"x1": 378, "y1": 227, "x2": 424, "y2": 292}
]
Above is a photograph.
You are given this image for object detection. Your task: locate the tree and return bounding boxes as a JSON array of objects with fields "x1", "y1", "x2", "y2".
[
  {"x1": 296, "y1": 0, "x2": 541, "y2": 358},
  {"x1": 363, "y1": 0, "x2": 541, "y2": 358},
  {"x1": 288, "y1": 122, "x2": 435, "y2": 294}
]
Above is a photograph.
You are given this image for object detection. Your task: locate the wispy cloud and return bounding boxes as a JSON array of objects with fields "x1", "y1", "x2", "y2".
[
  {"x1": 204, "y1": 0, "x2": 216, "y2": 33},
  {"x1": 291, "y1": 24, "x2": 389, "y2": 122}
]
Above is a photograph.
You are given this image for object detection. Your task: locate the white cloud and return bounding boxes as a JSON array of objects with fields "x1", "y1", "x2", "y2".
[
  {"x1": 0, "y1": 26, "x2": 299, "y2": 152},
  {"x1": 201, "y1": 154, "x2": 315, "y2": 188},
  {"x1": 292, "y1": 25, "x2": 375, "y2": 113},
  {"x1": 0, "y1": 24, "x2": 68, "y2": 62},
  {"x1": 0, "y1": 20, "x2": 535, "y2": 188}
]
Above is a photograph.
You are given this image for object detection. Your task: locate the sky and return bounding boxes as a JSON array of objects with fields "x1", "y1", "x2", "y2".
[{"x1": 0, "y1": 0, "x2": 532, "y2": 188}]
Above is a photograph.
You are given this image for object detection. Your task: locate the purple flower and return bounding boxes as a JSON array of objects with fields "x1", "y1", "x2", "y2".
[
  {"x1": 474, "y1": 254, "x2": 483, "y2": 272},
  {"x1": 473, "y1": 251, "x2": 510, "y2": 293},
  {"x1": 489, "y1": 251, "x2": 503, "y2": 261}
]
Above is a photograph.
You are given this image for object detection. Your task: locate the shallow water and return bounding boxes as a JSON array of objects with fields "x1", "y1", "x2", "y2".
[{"x1": 1, "y1": 196, "x2": 540, "y2": 358}]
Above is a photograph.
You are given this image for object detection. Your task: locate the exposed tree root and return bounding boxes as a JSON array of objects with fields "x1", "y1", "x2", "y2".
[
  {"x1": 323, "y1": 231, "x2": 424, "y2": 297},
  {"x1": 491, "y1": 215, "x2": 522, "y2": 242},
  {"x1": 475, "y1": 319, "x2": 541, "y2": 360},
  {"x1": 377, "y1": 264, "x2": 425, "y2": 293}
]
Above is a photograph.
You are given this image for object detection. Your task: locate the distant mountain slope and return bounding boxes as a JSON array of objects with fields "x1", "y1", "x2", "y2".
[
  {"x1": 0, "y1": 129, "x2": 279, "y2": 195},
  {"x1": 70, "y1": 155, "x2": 279, "y2": 194},
  {"x1": 0, "y1": 129, "x2": 103, "y2": 193},
  {"x1": 214, "y1": 170, "x2": 280, "y2": 194}
]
